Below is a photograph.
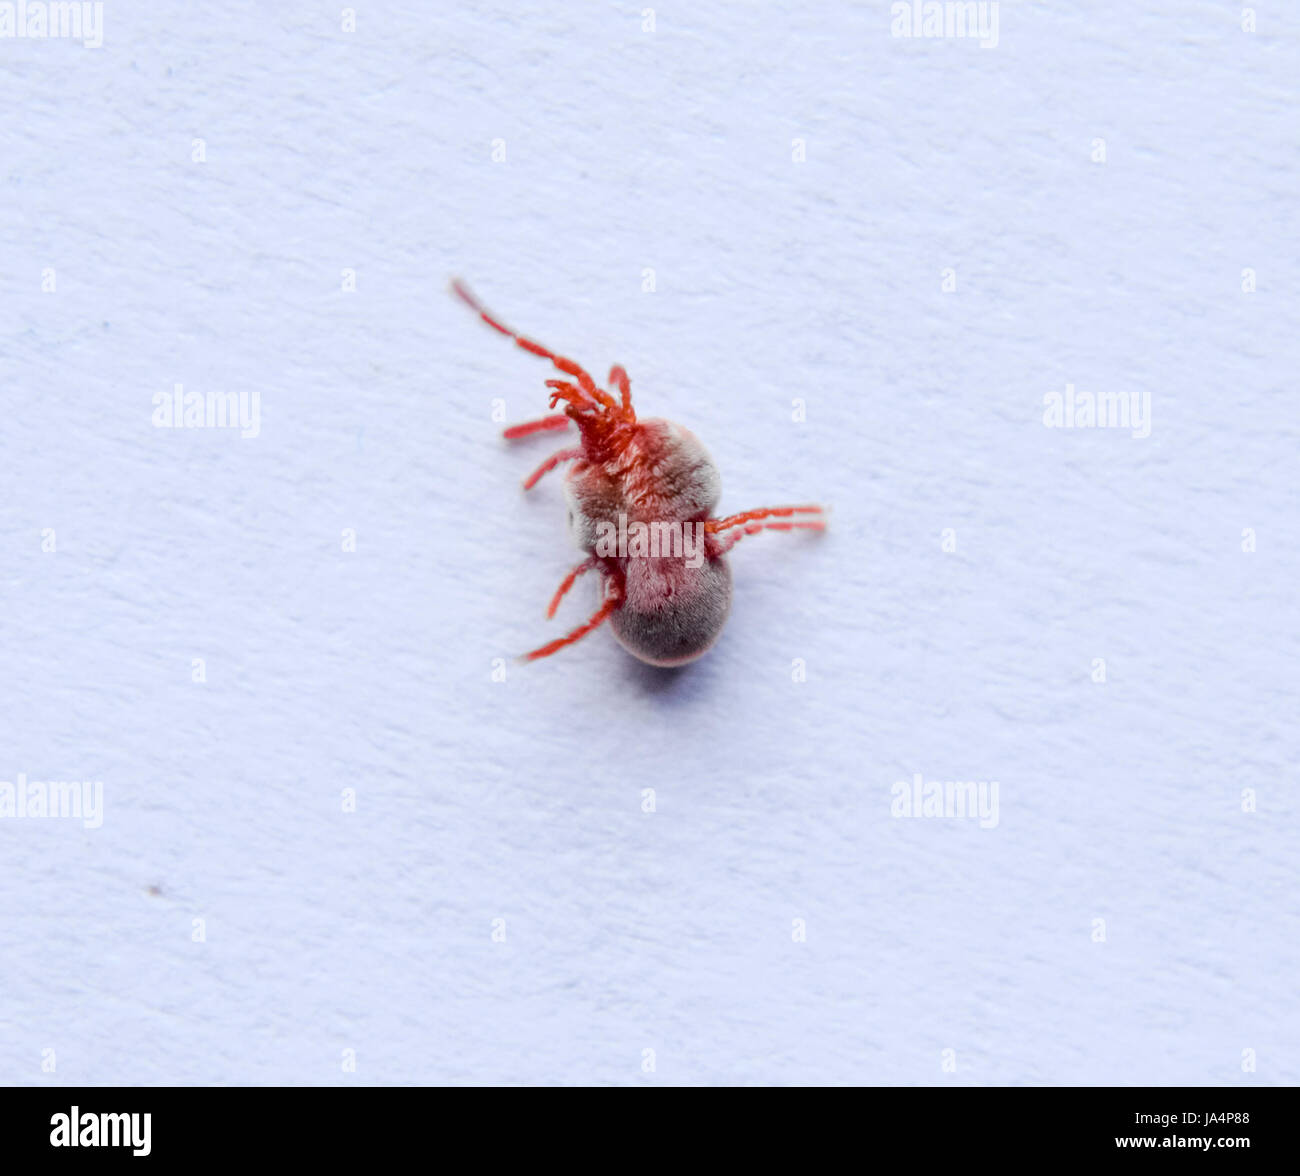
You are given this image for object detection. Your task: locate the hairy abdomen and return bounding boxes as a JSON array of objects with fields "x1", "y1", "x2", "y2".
[{"x1": 609, "y1": 555, "x2": 732, "y2": 666}]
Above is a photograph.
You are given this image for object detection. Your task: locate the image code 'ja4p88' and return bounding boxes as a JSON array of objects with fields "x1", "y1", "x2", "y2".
[{"x1": 453, "y1": 279, "x2": 828, "y2": 667}]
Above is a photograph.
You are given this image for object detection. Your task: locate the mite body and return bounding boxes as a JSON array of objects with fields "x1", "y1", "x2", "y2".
[{"x1": 453, "y1": 279, "x2": 825, "y2": 665}]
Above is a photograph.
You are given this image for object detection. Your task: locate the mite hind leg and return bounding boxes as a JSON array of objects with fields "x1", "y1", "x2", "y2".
[
  {"x1": 706, "y1": 504, "x2": 826, "y2": 534},
  {"x1": 520, "y1": 579, "x2": 622, "y2": 662},
  {"x1": 707, "y1": 505, "x2": 827, "y2": 555}
]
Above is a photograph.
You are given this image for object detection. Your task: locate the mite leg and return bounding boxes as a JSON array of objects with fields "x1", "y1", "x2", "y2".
[
  {"x1": 706, "y1": 505, "x2": 826, "y2": 534},
  {"x1": 545, "y1": 379, "x2": 615, "y2": 414},
  {"x1": 522, "y1": 447, "x2": 582, "y2": 491},
  {"x1": 546, "y1": 556, "x2": 597, "y2": 619},
  {"x1": 503, "y1": 415, "x2": 571, "y2": 440},
  {"x1": 608, "y1": 365, "x2": 634, "y2": 417},
  {"x1": 452, "y1": 279, "x2": 614, "y2": 410},
  {"x1": 712, "y1": 517, "x2": 826, "y2": 556},
  {"x1": 520, "y1": 581, "x2": 622, "y2": 662}
]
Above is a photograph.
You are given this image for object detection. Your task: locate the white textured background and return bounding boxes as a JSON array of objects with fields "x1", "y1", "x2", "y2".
[{"x1": 1, "y1": 1, "x2": 1297, "y2": 1085}]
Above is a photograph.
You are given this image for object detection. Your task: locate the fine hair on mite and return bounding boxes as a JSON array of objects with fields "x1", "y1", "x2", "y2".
[{"x1": 453, "y1": 279, "x2": 827, "y2": 666}]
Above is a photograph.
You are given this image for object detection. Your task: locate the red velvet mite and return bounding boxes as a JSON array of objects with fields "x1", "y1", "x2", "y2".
[{"x1": 453, "y1": 279, "x2": 827, "y2": 665}]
